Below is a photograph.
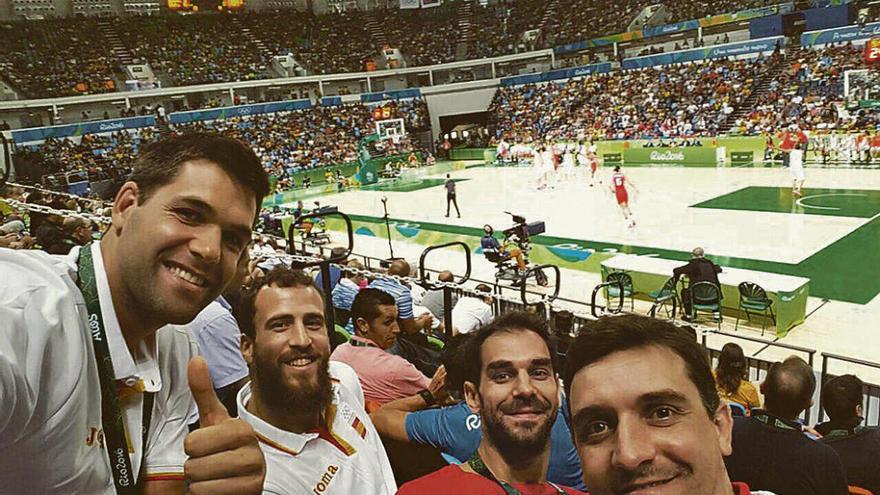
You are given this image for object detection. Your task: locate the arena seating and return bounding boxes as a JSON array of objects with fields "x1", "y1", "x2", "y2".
[
  {"x1": 0, "y1": 17, "x2": 121, "y2": 98},
  {"x1": 489, "y1": 56, "x2": 772, "y2": 142},
  {"x1": 381, "y1": 4, "x2": 460, "y2": 67}
]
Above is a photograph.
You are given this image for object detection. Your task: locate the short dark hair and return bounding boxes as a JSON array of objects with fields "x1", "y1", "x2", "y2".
[
  {"x1": 350, "y1": 288, "x2": 396, "y2": 325},
  {"x1": 441, "y1": 333, "x2": 474, "y2": 394},
  {"x1": 129, "y1": 132, "x2": 270, "y2": 214},
  {"x1": 234, "y1": 265, "x2": 324, "y2": 339},
  {"x1": 563, "y1": 315, "x2": 719, "y2": 418},
  {"x1": 762, "y1": 356, "x2": 816, "y2": 419},
  {"x1": 822, "y1": 375, "x2": 864, "y2": 421},
  {"x1": 464, "y1": 311, "x2": 556, "y2": 387}
]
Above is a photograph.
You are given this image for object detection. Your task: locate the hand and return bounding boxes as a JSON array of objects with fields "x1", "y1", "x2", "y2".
[
  {"x1": 0, "y1": 233, "x2": 17, "y2": 248},
  {"x1": 417, "y1": 313, "x2": 434, "y2": 329},
  {"x1": 184, "y1": 357, "x2": 265, "y2": 495},
  {"x1": 427, "y1": 365, "x2": 450, "y2": 404}
]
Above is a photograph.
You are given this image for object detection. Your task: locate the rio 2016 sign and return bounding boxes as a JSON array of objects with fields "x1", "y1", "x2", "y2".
[{"x1": 866, "y1": 38, "x2": 880, "y2": 64}]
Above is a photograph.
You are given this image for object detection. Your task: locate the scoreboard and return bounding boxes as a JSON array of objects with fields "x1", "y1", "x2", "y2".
[
  {"x1": 865, "y1": 38, "x2": 880, "y2": 64},
  {"x1": 167, "y1": 0, "x2": 242, "y2": 11}
]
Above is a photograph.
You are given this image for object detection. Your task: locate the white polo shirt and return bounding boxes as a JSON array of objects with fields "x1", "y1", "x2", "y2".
[
  {"x1": 237, "y1": 361, "x2": 397, "y2": 495},
  {"x1": 0, "y1": 243, "x2": 195, "y2": 494},
  {"x1": 451, "y1": 296, "x2": 494, "y2": 335}
]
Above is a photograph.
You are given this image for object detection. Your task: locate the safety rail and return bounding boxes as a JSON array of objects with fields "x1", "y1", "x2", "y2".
[
  {"x1": 819, "y1": 352, "x2": 880, "y2": 427},
  {"x1": 0, "y1": 132, "x2": 10, "y2": 188},
  {"x1": 591, "y1": 280, "x2": 625, "y2": 318},
  {"x1": 418, "y1": 242, "x2": 472, "y2": 338}
]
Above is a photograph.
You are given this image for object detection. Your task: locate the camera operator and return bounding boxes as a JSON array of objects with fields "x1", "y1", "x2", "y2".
[{"x1": 480, "y1": 225, "x2": 526, "y2": 273}]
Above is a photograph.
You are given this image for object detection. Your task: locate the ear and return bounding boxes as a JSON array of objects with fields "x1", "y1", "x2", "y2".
[
  {"x1": 713, "y1": 402, "x2": 734, "y2": 457},
  {"x1": 857, "y1": 404, "x2": 864, "y2": 417},
  {"x1": 354, "y1": 317, "x2": 369, "y2": 337},
  {"x1": 240, "y1": 334, "x2": 254, "y2": 366},
  {"x1": 110, "y1": 181, "x2": 140, "y2": 235},
  {"x1": 464, "y1": 380, "x2": 481, "y2": 415}
]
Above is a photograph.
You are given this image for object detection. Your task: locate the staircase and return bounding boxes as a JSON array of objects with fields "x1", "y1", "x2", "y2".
[
  {"x1": 455, "y1": 0, "x2": 475, "y2": 60},
  {"x1": 721, "y1": 51, "x2": 791, "y2": 133},
  {"x1": 230, "y1": 16, "x2": 270, "y2": 57},
  {"x1": 366, "y1": 11, "x2": 387, "y2": 48},
  {"x1": 538, "y1": 0, "x2": 560, "y2": 32},
  {"x1": 97, "y1": 19, "x2": 135, "y2": 66}
]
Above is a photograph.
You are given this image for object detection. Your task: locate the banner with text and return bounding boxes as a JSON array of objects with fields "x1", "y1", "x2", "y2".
[
  {"x1": 499, "y1": 62, "x2": 613, "y2": 87},
  {"x1": 12, "y1": 116, "x2": 156, "y2": 144},
  {"x1": 360, "y1": 88, "x2": 422, "y2": 103},
  {"x1": 801, "y1": 22, "x2": 880, "y2": 46},
  {"x1": 624, "y1": 147, "x2": 720, "y2": 166},
  {"x1": 621, "y1": 37, "x2": 783, "y2": 70},
  {"x1": 399, "y1": 0, "x2": 419, "y2": 8},
  {"x1": 168, "y1": 99, "x2": 311, "y2": 125}
]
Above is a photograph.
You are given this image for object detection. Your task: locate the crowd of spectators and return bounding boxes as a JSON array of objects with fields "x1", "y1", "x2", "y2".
[
  {"x1": 731, "y1": 44, "x2": 868, "y2": 135},
  {"x1": 0, "y1": 17, "x2": 121, "y2": 98},
  {"x1": 118, "y1": 14, "x2": 268, "y2": 87},
  {"x1": 382, "y1": 5, "x2": 459, "y2": 67},
  {"x1": 489, "y1": 55, "x2": 770, "y2": 142}
]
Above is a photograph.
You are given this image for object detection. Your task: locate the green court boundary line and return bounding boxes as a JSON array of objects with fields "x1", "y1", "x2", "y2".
[{"x1": 341, "y1": 212, "x2": 880, "y2": 305}]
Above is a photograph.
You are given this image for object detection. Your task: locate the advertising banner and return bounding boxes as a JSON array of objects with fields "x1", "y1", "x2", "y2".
[
  {"x1": 399, "y1": 0, "x2": 419, "y2": 9},
  {"x1": 12, "y1": 116, "x2": 156, "y2": 144},
  {"x1": 624, "y1": 147, "x2": 719, "y2": 166},
  {"x1": 420, "y1": 0, "x2": 441, "y2": 7},
  {"x1": 360, "y1": 88, "x2": 422, "y2": 103},
  {"x1": 168, "y1": 99, "x2": 311, "y2": 125},
  {"x1": 801, "y1": 21, "x2": 880, "y2": 46},
  {"x1": 621, "y1": 37, "x2": 783, "y2": 70},
  {"x1": 499, "y1": 62, "x2": 613, "y2": 87}
]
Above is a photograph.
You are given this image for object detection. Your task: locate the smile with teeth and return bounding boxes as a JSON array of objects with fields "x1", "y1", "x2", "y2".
[
  {"x1": 285, "y1": 357, "x2": 316, "y2": 368},
  {"x1": 166, "y1": 264, "x2": 207, "y2": 287}
]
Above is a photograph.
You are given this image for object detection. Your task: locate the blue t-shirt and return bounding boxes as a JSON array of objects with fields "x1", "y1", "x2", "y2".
[
  {"x1": 404, "y1": 400, "x2": 586, "y2": 491},
  {"x1": 314, "y1": 266, "x2": 342, "y2": 294}
]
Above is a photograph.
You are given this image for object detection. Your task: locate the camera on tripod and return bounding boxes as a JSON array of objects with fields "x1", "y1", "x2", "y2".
[{"x1": 502, "y1": 212, "x2": 545, "y2": 248}]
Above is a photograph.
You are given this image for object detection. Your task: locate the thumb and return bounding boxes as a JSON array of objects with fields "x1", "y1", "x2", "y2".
[{"x1": 188, "y1": 356, "x2": 230, "y2": 427}]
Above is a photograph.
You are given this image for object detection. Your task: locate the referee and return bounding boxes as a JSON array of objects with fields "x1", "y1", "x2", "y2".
[{"x1": 444, "y1": 173, "x2": 461, "y2": 218}]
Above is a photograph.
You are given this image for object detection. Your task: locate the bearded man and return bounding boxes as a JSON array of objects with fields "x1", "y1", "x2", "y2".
[{"x1": 234, "y1": 266, "x2": 397, "y2": 494}]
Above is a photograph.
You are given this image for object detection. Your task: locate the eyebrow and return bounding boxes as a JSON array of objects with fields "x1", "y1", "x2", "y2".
[
  {"x1": 263, "y1": 311, "x2": 325, "y2": 327},
  {"x1": 570, "y1": 389, "x2": 691, "y2": 426},
  {"x1": 485, "y1": 357, "x2": 553, "y2": 373}
]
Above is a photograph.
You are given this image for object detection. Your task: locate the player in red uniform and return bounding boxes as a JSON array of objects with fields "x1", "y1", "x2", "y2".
[{"x1": 610, "y1": 165, "x2": 637, "y2": 228}]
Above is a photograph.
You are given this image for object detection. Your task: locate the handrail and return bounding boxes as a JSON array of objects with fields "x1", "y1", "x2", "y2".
[
  {"x1": 0, "y1": 132, "x2": 10, "y2": 188},
  {"x1": 287, "y1": 208, "x2": 354, "y2": 266},
  {"x1": 418, "y1": 241, "x2": 472, "y2": 289},
  {"x1": 818, "y1": 352, "x2": 880, "y2": 424},
  {"x1": 521, "y1": 264, "x2": 561, "y2": 307},
  {"x1": 591, "y1": 280, "x2": 624, "y2": 318}
]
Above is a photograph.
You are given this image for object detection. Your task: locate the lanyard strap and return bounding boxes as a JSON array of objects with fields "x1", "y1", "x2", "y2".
[
  {"x1": 466, "y1": 450, "x2": 566, "y2": 495},
  {"x1": 752, "y1": 410, "x2": 803, "y2": 432},
  {"x1": 76, "y1": 244, "x2": 146, "y2": 494}
]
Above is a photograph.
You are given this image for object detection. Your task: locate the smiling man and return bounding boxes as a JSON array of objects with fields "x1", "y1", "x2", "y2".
[
  {"x1": 563, "y1": 315, "x2": 775, "y2": 495},
  {"x1": 234, "y1": 266, "x2": 396, "y2": 495},
  {"x1": 0, "y1": 133, "x2": 268, "y2": 494},
  {"x1": 398, "y1": 311, "x2": 585, "y2": 495}
]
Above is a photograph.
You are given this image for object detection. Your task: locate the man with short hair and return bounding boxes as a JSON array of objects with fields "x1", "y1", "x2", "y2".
[
  {"x1": 445, "y1": 173, "x2": 460, "y2": 218},
  {"x1": 398, "y1": 312, "x2": 585, "y2": 494},
  {"x1": 673, "y1": 246, "x2": 722, "y2": 320},
  {"x1": 725, "y1": 356, "x2": 848, "y2": 495},
  {"x1": 330, "y1": 288, "x2": 432, "y2": 405},
  {"x1": 450, "y1": 284, "x2": 494, "y2": 335},
  {"x1": 816, "y1": 374, "x2": 880, "y2": 493},
  {"x1": 0, "y1": 133, "x2": 268, "y2": 494},
  {"x1": 564, "y1": 314, "x2": 774, "y2": 495},
  {"x1": 315, "y1": 246, "x2": 347, "y2": 293},
  {"x1": 420, "y1": 270, "x2": 457, "y2": 322},
  {"x1": 369, "y1": 259, "x2": 433, "y2": 335},
  {"x1": 234, "y1": 266, "x2": 397, "y2": 494},
  {"x1": 331, "y1": 259, "x2": 365, "y2": 330}
]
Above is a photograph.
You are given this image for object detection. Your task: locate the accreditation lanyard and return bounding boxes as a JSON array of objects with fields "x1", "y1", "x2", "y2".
[
  {"x1": 466, "y1": 451, "x2": 566, "y2": 495},
  {"x1": 77, "y1": 244, "x2": 151, "y2": 494}
]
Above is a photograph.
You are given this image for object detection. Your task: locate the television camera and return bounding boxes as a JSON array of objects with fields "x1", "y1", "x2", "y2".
[{"x1": 483, "y1": 212, "x2": 548, "y2": 286}]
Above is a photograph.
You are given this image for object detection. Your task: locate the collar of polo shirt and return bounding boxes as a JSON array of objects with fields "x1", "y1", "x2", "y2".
[{"x1": 82, "y1": 242, "x2": 161, "y2": 393}]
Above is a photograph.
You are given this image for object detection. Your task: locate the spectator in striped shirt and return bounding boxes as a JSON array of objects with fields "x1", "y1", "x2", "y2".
[
  {"x1": 368, "y1": 259, "x2": 433, "y2": 336},
  {"x1": 332, "y1": 260, "x2": 366, "y2": 333}
]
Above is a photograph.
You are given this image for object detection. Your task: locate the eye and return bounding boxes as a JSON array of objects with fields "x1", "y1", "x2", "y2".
[
  {"x1": 530, "y1": 368, "x2": 552, "y2": 379},
  {"x1": 492, "y1": 372, "x2": 512, "y2": 383},
  {"x1": 269, "y1": 320, "x2": 288, "y2": 331},
  {"x1": 648, "y1": 406, "x2": 680, "y2": 424},
  {"x1": 175, "y1": 208, "x2": 201, "y2": 224},
  {"x1": 578, "y1": 421, "x2": 612, "y2": 444}
]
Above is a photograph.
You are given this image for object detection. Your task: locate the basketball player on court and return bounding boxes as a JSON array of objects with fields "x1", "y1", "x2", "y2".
[
  {"x1": 610, "y1": 165, "x2": 637, "y2": 228},
  {"x1": 785, "y1": 124, "x2": 809, "y2": 198}
]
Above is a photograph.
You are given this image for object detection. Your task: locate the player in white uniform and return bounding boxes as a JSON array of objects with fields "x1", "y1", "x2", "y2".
[{"x1": 562, "y1": 143, "x2": 576, "y2": 181}]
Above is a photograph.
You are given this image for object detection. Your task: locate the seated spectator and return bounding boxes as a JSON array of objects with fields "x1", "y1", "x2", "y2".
[
  {"x1": 371, "y1": 330, "x2": 587, "y2": 491},
  {"x1": 724, "y1": 356, "x2": 848, "y2": 495},
  {"x1": 397, "y1": 312, "x2": 585, "y2": 494},
  {"x1": 450, "y1": 284, "x2": 494, "y2": 335},
  {"x1": 817, "y1": 374, "x2": 880, "y2": 494},
  {"x1": 420, "y1": 270, "x2": 458, "y2": 323},
  {"x1": 234, "y1": 266, "x2": 397, "y2": 494},
  {"x1": 34, "y1": 213, "x2": 67, "y2": 255},
  {"x1": 330, "y1": 288, "x2": 432, "y2": 406},
  {"x1": 715, "y1": 342, "x2": 762, "y2": 412},
  {"x1": 315, "y1": 246, "x2": 347, "y2": 293},
  {"x1": 563, "y1": 314, "x2": 777, "y2": 494},
  {"x1": 673, "y1": 247, "x2": 723, "y2": 320},
  {"x1": 331, "y1": 259, "x2": 366, "y2": 330},
  {"x1": 369, "y1": 259, "x2": 434, "y2": 336}
]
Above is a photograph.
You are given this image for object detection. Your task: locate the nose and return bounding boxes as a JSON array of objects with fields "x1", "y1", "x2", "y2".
[
  {"x1": 390, "y1": 321, "x2": 400, "y2": 335},
  {"x1": 511, "y1": 370, "x2": 538, "y2": 398},
  {"x1": 286, "y1": 321, "x2": 313, "y2": 349},
  {"x1": 189, "y1": 225, "x2": 222, "y2": 265},
  {"x1": 611, "y1": 415, "x2": 657, "y2": 471}
]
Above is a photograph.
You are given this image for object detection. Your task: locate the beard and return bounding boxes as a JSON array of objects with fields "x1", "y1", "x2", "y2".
[
  {"x1": 252, "y1": 352, "x2": 333, "y2": 421},
  {"x1": 481, "y1": 393, "x2": 557, "y2": 467}
]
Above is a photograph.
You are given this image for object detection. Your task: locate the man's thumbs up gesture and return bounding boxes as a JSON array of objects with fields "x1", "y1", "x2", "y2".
[{"x1": 183, "y1": 357, "x2": 264, "y2": 494}]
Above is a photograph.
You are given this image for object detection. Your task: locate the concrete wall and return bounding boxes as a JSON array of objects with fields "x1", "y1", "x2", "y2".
[{"x1": 424, "y1": 85, "x2": 497, "y2": 141}]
